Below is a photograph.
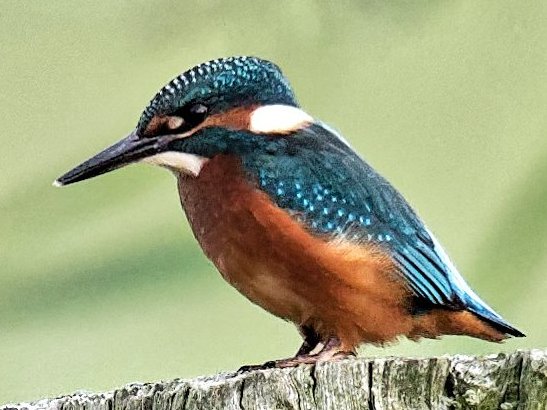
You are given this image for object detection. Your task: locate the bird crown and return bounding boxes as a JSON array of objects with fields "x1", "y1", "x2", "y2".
[{"x1": 137, "y1": 56, "x2": 297, "y2": 136}]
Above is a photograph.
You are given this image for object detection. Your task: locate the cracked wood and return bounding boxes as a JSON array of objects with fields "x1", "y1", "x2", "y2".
[{"x1": 2, "y1": 349, "x2": 546, "y2": 410}]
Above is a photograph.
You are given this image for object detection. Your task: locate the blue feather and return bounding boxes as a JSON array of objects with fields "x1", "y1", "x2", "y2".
[
  {"x1": 236, "y1": 123, "x2": 522, "y2": 336},
  {"x1": 176, "y1": 121, "x2": 522, "y2": 336}
]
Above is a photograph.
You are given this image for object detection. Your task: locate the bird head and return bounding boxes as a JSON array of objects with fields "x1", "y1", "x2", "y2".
[{"x1": 55, "y1": 56, "x2": 314, "y2": 186}]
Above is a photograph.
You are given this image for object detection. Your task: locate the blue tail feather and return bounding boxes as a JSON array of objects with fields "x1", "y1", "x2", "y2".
[
  {"x1": 425, "y1": 228, "x2": 525, "y2": 337},
  {"x1": 462, "y1": 295, "x2": 525, "y2": 337}
]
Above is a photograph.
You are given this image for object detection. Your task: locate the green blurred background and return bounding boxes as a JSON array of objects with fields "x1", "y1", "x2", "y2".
[{"x1": 1, "y1": 0, "x2": 546, "y2": 403}]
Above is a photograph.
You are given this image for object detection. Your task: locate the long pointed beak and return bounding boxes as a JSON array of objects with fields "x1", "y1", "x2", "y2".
[{"x1": 54, "y1": 131, "x2": 161, "y2": 187}]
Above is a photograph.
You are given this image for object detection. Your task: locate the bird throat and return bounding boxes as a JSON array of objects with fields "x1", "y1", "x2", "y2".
[{"x1": 142, "y1": 152, "x2": 209, "y2": 176}]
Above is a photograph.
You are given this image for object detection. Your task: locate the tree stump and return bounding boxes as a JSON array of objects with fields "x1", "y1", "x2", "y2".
[{"x1": 2, "y1": 349, "x2": 546, "y2": 409}]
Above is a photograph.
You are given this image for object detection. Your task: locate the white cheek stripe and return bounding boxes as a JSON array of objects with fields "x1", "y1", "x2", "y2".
[
  {"x1": 249, "y1": 104, "x2": 313, "y2": 134},
  {"x1": 142, "y1": 152, "x2": 208, "y2": 176}
]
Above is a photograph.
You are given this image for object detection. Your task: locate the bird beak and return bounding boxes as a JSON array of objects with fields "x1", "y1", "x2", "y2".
[{"x1": 54, "y1": 131, "x2": 161, "y2": 187}]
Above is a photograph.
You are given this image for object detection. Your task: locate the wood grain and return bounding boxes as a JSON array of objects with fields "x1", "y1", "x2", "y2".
[{"x1": 3, "y1": 349, "x2": 546, "y2": 410}]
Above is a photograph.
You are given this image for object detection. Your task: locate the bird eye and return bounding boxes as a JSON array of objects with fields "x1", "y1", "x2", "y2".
[
  {"x1": 157, "y1": 103, "x2": 208, "y2": 136},
  {"x1": 189, "y1": 103, "x2": 208, "y2": 117},
  {"x1": 183, "y1": 103, "x2": 208, "y2": 130}
]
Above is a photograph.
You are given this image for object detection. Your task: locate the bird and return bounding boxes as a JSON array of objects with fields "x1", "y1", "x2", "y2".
[{"x1": 55, "y1": 56, "x2": 524, "y2": 369}]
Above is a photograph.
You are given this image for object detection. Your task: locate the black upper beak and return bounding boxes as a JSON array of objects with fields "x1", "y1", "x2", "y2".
[{"x1": 54, "y1": 131, "x2": 161, "y2": 187}]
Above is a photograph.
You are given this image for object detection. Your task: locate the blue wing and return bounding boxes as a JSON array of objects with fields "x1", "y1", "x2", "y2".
[{"x1": 242, "y1": 122, "x2": 522, "y2": 336}]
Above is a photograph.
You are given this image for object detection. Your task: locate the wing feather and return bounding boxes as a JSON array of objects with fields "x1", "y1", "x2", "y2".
[{"x1": 242, "y1": 121, "x2": 516, "y2": 334}]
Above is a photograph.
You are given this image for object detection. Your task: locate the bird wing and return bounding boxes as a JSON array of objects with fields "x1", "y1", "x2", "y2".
[{"x1": 243, "y1": 122, "x2": 501, "y2": 317}]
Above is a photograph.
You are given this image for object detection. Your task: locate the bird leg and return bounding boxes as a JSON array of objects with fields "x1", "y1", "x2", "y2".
[
  {"x1": 238, "y1": 326, "x2": 322, "y2": 373},
  {"x1": 294, "y1": 325, "x2": 322, "y2": 356},
  {"x1": 266, "y1": 337, "x2": 356, "y2": 369},
  {"x1": 238, "y1": 336, "x2": 355, "y2": 372}
]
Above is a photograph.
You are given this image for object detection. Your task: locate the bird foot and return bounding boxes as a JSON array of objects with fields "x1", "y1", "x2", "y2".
[
  {"x1": 237, "y1": 338, "x2": 355, "y2": 372},
  {"x1": 237, "y1": 355, "x2": 316, "y2": 373}
]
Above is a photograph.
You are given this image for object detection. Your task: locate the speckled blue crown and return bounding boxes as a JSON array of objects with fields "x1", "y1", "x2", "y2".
[{"x1": 137, "y1": 56, "x2": 297, "y2": 135}]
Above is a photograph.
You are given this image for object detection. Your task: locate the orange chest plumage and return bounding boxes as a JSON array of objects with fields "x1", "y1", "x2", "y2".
[
  {"x1": 178, "y1": 155, "x2": 321, "y2": 321},
  {"x1": 176, "y1": 155, "x2": 415, "y2": 349}
]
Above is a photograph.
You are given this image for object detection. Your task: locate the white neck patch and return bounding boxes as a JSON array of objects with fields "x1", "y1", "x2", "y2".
[
  {"x1": 142, "y1": 152, "x2": 208, "y2": 177},
  {"x1": 249, "y1": 104, "x2": 313, "y2": 134}
]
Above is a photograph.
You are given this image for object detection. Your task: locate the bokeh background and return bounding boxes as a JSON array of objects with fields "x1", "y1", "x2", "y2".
[{"x1": 1, "y1": 0, "x2": 546, "y2": 403}]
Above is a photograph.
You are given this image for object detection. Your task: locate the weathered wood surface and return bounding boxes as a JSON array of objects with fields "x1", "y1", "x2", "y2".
[{"x1": 2, "y1": 349, "x2": 546, "y2": 410}]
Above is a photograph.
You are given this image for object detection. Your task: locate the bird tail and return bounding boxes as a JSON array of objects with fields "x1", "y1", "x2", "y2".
[
  {"x1": 424, "y1": 227, "x2": 524, "y2": 338},
  {"x1": 463, "y1": 295, "x2": 525, "y2": 338}
]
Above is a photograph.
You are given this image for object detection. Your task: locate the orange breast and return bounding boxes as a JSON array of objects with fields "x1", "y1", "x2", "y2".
[
  {"x1": 176, "y1": 154, "x2": 507, "y2": 349},
  {"x1": 177, "y1": 155, "x2": 423, "y2": 350}
]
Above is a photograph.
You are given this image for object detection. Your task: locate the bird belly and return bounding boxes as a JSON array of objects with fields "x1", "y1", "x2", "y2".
[{"x1": 177, "y1": 155, "x2": 421, "y2": 350}]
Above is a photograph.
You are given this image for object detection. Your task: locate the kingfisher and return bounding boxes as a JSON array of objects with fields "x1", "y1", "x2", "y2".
[{"x1": 55, "y1": 56, "x2": 524, "y2": 369}]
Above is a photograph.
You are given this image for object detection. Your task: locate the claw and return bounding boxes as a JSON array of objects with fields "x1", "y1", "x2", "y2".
[{"x1": 237, "y1": 337, "x2": 356, "y2": 373}]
